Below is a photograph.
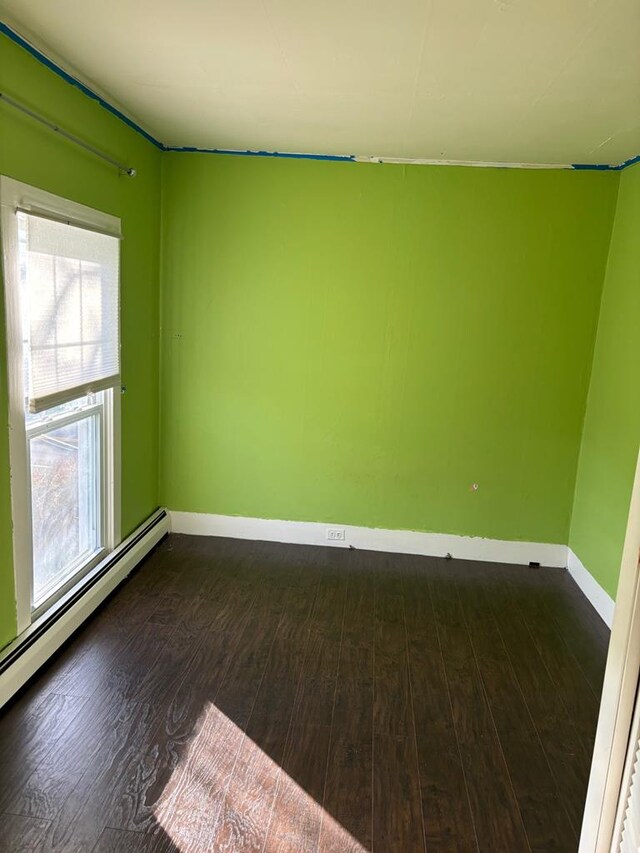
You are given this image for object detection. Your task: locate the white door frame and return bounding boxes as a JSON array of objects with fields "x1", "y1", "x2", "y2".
[{"x1": 579, "y1": 446, "x2": 640, "y2": 852}]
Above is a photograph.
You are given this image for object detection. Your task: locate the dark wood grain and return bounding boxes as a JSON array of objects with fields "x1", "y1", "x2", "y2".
[
  {"x1": 459, "y1": 570, "x2": 578, "y2": 852},
  {"x1": 403, "y1": 563, "x2": 478, "y2": 853},
  {"x1": 320, "y1": 735, "x2": 373, "y2": 853},
  {"x1": 320, "y1": 562, "x2": 373, "y2": 853},
  {"x1": 0, "y1": 534, "x2": 609, "y2": 853},
  {"x1": 0, "y1": 692, "x2": 88, "y2": 815},
  {"x1": 373, "y1": 591, "x2": 413, "y2": 738},
  {"x1": 121, "y1": 571, "x2": 280, "y2": 849},
  {"x1": 0, "y1": 812, "x2": 50, "y2": 853},
  {"x1": 480, "y1": 562, "x2": 596, "y2": 834},
  {"x1": 429, "y1": 563, "x2": 531, "y2": 853},
  {"x1": 91, "y1": 826, "x2": 161, "y2": 852},
  {"x1": 539, "y1": 579, "x2": 608, "y2": 698},
  {"x1": 512, "y1": 571, "x2": 603, "y2": 753},
  {"x1": 372, "y1": 561, "x2": 426, "y2": 852},
  {"x1": 373, "y1": 734, "x2": 425, "y2": 853},
  {"x1": 209, "y1": 563, "x2": 324, "y2": 853}
]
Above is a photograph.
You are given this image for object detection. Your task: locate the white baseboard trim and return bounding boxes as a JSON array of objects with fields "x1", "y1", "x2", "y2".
[
  {"x1": 172, "y1": 511, "x2": 619, "y2": 627},
  {"x1": 567, "y1": 548, "x2": 615, "y2": 628},
  {"x1": 0, "y1": 507, "x2": 169, "y2": 710},
  {"x1": 169, "y1": 510, "x2": 568, "y2": 568}
]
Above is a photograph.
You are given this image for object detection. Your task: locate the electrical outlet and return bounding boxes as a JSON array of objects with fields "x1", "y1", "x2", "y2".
[{"x1": 326, "y1": 528, "x2": 345, "y2": 541}]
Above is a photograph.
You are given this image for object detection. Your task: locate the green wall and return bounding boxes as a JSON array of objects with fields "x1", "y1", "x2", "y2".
[
  {"x1": 1, "y1": 27, "x2": 635, "y2": 649},
  {"x1": 0, "y1": 34, "x2": 162, "y2": 647},
  {"x1": 570, "y1": 163, "x2": 640, "y2": 599},
  {"x1": 160, "y1": 154, "x2": 618, "y2": 544}
]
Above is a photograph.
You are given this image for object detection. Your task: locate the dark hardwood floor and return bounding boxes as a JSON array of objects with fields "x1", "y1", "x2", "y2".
[{"x1": 0, "y1": 534, "x2": 609, "y2": 852}]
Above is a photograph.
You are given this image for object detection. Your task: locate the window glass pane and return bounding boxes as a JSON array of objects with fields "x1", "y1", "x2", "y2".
[{"x1": 30, "y1": 413, "x2": 101, "y2": 606}]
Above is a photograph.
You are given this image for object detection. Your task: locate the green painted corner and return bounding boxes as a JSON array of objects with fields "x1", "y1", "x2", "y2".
[
  {"x1": 159, "y1": 154, "x2": 618, "y2": 546},
  {"x1": 570, "y1": 163, "x2": 640, "y2": 600},
  {"x1": 1, "y1": 24, "x2": 638, "y2": 655}
]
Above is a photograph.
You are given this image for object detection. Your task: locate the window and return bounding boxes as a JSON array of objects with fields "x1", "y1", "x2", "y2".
[
  {"x1": 1, "y1": 178, "x2": 121, "y2": 629},
  {"x1": 18, "y1": 211, "x2": 120, "y2": 412}
]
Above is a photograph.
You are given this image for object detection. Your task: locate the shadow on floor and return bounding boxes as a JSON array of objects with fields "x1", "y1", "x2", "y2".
[{"x1": 0, "y1": 532, "x2": 610, "y2": 852}]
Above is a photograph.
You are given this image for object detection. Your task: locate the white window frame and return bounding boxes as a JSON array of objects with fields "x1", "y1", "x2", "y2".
[
  {"x1": 27, "y1": 396, "x2": 106, "y2": 617},
  {"x1": 0, "y1": 177, "x2": 121, "y2": 633}
]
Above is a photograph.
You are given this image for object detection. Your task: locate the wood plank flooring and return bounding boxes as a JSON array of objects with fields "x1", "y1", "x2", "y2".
[{"x1": 0, "y1": 534, "x2": 609, "y2": 852}]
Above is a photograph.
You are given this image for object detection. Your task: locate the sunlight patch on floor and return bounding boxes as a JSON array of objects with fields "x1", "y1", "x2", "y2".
[{"x1": 153, "y1": 700, "x2": 368, "y2": 852}]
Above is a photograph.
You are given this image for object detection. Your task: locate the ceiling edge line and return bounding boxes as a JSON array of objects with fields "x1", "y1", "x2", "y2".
[
  {"x1": 2, "y1": 19, "x2": 638, "y2": 172},
  {"x1": 165, "y1": 148, "x2": 620, "y2": 170},
  {"x1": 572, "y1": 162, "x2": 620, "y2": 171},
  {"x1": 164, "y1": 146, "x2": 355, "y2": 162},
  {"x1": 356, "y1": 155, "x2": 571, "y2": 169},
  {"x1": 0, "y1": 21, "x2": 165, "y2": 150},
  {"x1": 616, "y1": 153, "x2": 640, "y2": 170}
]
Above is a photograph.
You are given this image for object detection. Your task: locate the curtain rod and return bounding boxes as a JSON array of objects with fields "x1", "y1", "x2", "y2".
[{"x1": 0, "y1": 91, "x2": 136, "y2": 177}]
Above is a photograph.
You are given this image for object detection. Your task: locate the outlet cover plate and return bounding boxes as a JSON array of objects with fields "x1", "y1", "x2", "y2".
[{"x1": 326, "y1": 528, "x2": 346, "y2": 541}]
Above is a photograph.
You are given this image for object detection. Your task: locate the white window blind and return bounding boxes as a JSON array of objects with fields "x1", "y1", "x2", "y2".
[
  {"x1": 19, "y1": 210, "x2": 120, "y2": 413},
  {"x1": 618, "y1": 733, "x2": 640, "y2": 853},
  {"x1": 616, "y1": 686, "x2": 640, "y2": 853}
]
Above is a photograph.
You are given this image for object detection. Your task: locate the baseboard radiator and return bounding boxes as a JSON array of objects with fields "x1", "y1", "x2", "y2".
[{"x1": 0, "y1": 507, "x2": 170, "y2": 709}]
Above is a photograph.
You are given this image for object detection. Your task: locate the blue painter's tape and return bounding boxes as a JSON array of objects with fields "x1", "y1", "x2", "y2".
[
  {"x1": 617, "y1": 153, "x2": 640, "y2": 170},
  {"x1": 2, "y1": 18, "x2": 638, "y2": 170},
  {"x1": 0, "y1": 21, "x2": 164, "y2": 149},
  {"x1": 573, "y1": 155, "x2": 640, "y2": 171},
  {"x1": 164, "y1": 146, "x2": 356, "y2": 162},
  {"x1": 571, "y1": 162, "x2": 617, "y2": 171}
]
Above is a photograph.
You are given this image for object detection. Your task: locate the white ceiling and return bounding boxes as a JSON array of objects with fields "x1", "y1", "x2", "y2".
[{"x1": 1, "y1": 0, "x2": 639, "y2": 165}]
